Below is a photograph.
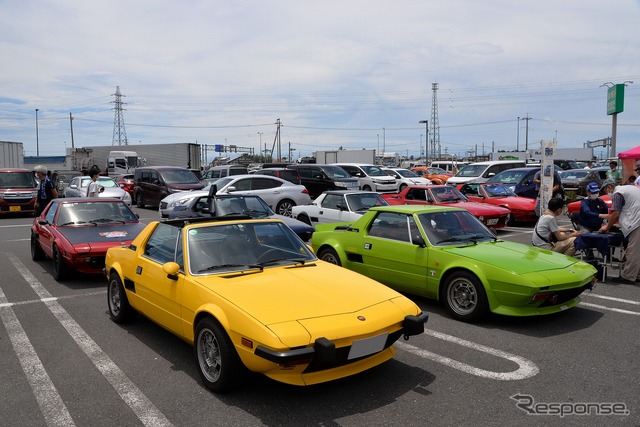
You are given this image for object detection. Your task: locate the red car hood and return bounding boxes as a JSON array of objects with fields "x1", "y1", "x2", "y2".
[
  {"x1": 57, "y1": 223, "x2": 146, "y2": 247},
  {"x1": 438, "y1": 201, "x2": 510, "y2": 216}
]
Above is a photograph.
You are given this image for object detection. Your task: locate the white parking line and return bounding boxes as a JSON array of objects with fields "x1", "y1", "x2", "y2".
[
  {"x1": 0, "y1": 286, "x2": 76, "y2": 426},
  {"x1": 396, "y1": 329, "x2": 539, "y2": 380},
  {"x1": 580, "y1": 302, "x2": 640, "y2": 316},
  {"x1": 8, "y1": 254, "x2": 174, "y2": 427},
  {"x1": 0, "y1": 224, "x2": 32, "y2": 228},
  {"x1": 584, "y1": 293, "x2": 640, "y2": 305}
]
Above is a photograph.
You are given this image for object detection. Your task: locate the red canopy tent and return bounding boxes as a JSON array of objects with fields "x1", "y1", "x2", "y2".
[{"x1": 617, "y1": 146, "x2": 640, "y2": 183}]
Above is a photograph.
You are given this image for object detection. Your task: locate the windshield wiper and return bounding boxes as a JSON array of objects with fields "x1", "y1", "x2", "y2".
[
  {"x1": 198, "y1": 263, "x2": 263, "y2": 273},
  {"x1": 259, "y1": 258, "x2": 315, "y2": 268},
  {"x1": 59, "y1": 220, "x2": 90, "y2": 226},
  {"x1": 243, "y1": 209, "x2": 269, "y2": 217},
  {"x1": 89, "y1": 218, "x2": 123, "y2": 224}
]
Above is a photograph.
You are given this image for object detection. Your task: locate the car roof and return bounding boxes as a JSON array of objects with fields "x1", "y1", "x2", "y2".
[{"x1": 322, "y1": 190, "x2": 379, "y2": 195}]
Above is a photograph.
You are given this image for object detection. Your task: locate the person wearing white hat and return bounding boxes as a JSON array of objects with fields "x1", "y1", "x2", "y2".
[{"x1": 33, "y1": 165, "x2": 58, "y2": 216}]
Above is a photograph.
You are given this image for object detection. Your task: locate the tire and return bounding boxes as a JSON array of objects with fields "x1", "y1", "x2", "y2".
[
  {"x1": 297, "y1": 214, "x2": 312, "y2": 226},
  {"x1": 194, "y1": 317, "x2": 246, "y2": 393},
  {"x1": 275, "y1": 199, "x2": 295, "y2": 217},
  {"x1": 399, "y1": 184, "x2": 408, "y2": 192},
  {"x1": 443, "y1": 271, "x2": 488, "y2": 322},
  {"x1": 362, "y1": 185, "x2": 372, "y2": 191},
  {"x1": 52, "y1": 244, "x2": 68, "y2": 281},
  {"x1": 318, "y1": 247, "x2": 342, "y2": 266},
  {"x1": 136, "y1": 193, "x2": 145, "y2": 208},
  {"x1": 31, "y1": 232, "x2": 45, "y2": 261},
  {"x1": 107, "y1": 272, "x2": 135, "y2": 324}
]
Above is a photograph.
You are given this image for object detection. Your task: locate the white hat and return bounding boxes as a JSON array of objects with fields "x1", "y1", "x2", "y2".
[{"x1": 34, "y1": 165, "x2": 47, "y2": 174}]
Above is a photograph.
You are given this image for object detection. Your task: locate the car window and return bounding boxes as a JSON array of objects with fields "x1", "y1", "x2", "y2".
[
  {"x1": 46, "y1": 202, "x2": 59, "y2": 223},
  {"x1": 144, "y1": 223, "x2": 180, "y2": 264},
  {"x1": 321, "y1": 166, "x2": 350, "y2": 179},
  {"x1": 321, "y1": 194, "x2": 343, "y2": 209},
  {"x1": 406, "y1": 188, "x2": 427, "y2": 201},
  {"x1": 368, "y1": 212, "x2": 411, "y2": 242},
  {"x1": 361, "y1": 165, "x2": 387, "y2": 177},
  {"x1": 160, "y1": 169, "x2": 199, "y2": 184},
  {"x1": 252, "y1": 177, "x2": 281, "y2": 190},
  {"x1": 232, "y1": 178, "x2": 252, "y2": 191}
]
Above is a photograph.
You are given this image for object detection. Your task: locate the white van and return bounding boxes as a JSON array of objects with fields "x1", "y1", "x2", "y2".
[
  {"x1": 430, "y1": 161, "x2": 469, "y2": 174},
  {"x1": 446, "y1": 160, "x2": 526, "y2": 186},
  {"x1": 333, "y1": 163, "x2": 397, "y2": 192}
]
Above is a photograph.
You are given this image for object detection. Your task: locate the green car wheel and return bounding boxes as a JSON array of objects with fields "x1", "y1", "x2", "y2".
[{"x1": 444, "y1": 271, "x2": 488, "y2": 322}]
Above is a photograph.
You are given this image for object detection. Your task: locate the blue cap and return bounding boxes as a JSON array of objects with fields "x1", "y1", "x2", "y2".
[{"x1": 587, "y1": 182, "x2": 600, "y2": 193}]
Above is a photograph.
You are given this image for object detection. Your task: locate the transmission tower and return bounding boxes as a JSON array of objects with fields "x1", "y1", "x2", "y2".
[
  {"x1": 430, "y1": 82, "x2": 440, "y2": 160},
  {"x1": 111, "y1": 86, "x2": 128, "y2": 146}
]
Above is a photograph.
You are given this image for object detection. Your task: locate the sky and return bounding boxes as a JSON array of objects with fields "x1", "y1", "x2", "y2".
[{"x1": 1, "y1": 0, "x2": 640, "y2": 163}]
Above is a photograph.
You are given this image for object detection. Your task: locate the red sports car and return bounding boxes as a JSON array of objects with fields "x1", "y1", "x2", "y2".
[
  {"x1": 31, "y1": 198, "x2": 146, "y2": 280},
  {"x1": 382, "y1": 185, "x2": 511, "y2": 229},
  {"x1": 457, "y1": 183, "x2": 538, "y2": 223}
]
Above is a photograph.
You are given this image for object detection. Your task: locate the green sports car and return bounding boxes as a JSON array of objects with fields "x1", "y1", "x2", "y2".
[{"x1": 312, "y1": 205, "x2": 597, "y2": 322}]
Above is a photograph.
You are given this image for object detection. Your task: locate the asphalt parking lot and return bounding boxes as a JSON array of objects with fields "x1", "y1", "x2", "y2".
[{"x1": 1, "y1": 208, "x2": 638, "y2": 426}]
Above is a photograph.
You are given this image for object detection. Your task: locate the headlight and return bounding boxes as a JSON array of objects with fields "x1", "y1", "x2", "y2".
[
  {"x1": 168, "y1": 197, "x2": 192, "y2": 208},
  {"x1": 123, "y1": 192, "x2": 132, "y2": 203},
  {"x1": 335, "y1": 182, "x2": 348, "y2": 188}
]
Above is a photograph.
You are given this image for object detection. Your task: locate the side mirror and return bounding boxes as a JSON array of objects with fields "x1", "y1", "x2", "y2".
[
  {"x1": 70, "y1": 184, "x2": 78, "y2": 189},
  {"x1": 336, "y1": 204, "x2": 346, "y2": 211},
  {"x1": 227, "y1": 186, "x2": 237, "y2": 192},
  {"x1": 162, "y1": 262, "x2": 180, "y2": 280},
  {"x1": 38, "y1": 219, "x2": 48, "y2": 225},
  {"x1": 412, "y1": 234, "x2": 426, "y2": 247}
]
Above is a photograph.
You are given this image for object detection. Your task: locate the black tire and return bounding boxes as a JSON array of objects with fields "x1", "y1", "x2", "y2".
[
  {"x1": 318, "y1": 247, "x2": 342, "y2": 266},
  {"x1": 443, "y1": 271, "x2": 488, "y2": 322},
  {"x1": 362, "y1": 185, "x2": 372, "y2": 191},
  {"x1": 52, "y1": 244, "x2": 68, "y2": 281},
  {"x1": 275, "y1": 199, "x2": 295, "y2": 217},
  {"x1": 399, "y1": 184, "x2": 408, "y2": 192},
  {"x1": 297, "y1": 214, "x2": 312, "y2": 226},
  {"x1": 107, "y1": 272, "x2": 135, "y2": 324},
  {"x1": 194, "y1": 317, "x2": 246, "y2": 393},
  {"x1": 31, "y1": 232, "x2": 45, "y2": 261},
  {"x1": 136, "y1": 193, "x2": 145, "y2": 208}
]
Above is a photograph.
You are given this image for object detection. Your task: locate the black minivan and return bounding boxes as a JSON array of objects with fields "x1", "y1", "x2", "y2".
[
  {"x1": 133, "y1": 166, "x2": 204, "y2": 208},
  {"x1": 286, "y1": 164, "x2": 358, "y2": 199}
]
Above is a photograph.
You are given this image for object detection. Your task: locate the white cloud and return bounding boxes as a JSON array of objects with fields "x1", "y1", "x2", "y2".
[{"x1": 1, "y1": 0, "x2": 639, "y2": 160}]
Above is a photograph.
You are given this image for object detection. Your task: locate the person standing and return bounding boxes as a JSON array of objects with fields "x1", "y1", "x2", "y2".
[
  {"x1": 86, "y1": 166, "x2": 101, "y2": 197},
  {"x1": 579, "y1": 182, "x2": 609, "y2": 232},
  {"x1": 584, "y1": 160, "x2": 594, "y2": 169},
  {"x1": 606, "y1": 160, "x2": 622, "y2": 185},
  {"x1": 532, "y1": 197, "x2": 581, "y2": 256},
  {"x1": 600, "y1": 182, "x2": 640, "y2": 284},
  {"x1": 34, "y1": 165, "x2": 58, "y2": 216}
]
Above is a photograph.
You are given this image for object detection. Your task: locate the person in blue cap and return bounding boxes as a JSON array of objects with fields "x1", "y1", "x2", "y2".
[{"x1": 579, "y1": 181, "x2": 610, "y2": 232}]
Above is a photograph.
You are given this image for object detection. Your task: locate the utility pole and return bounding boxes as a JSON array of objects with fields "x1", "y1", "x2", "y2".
[
  {"x1": 516, "y1": 116, "x2": 520, "y2": 151},
  {"x1": 522, "y1": 114, "x2": 531, "y2": 151},
  {"x1": 69, "y1": 113, "x2": 75, "y2": 149}
]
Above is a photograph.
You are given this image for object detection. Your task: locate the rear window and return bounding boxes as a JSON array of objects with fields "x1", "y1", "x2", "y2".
[{"x1": 0, "y1": 171, "x2": 37, "y2": 189}]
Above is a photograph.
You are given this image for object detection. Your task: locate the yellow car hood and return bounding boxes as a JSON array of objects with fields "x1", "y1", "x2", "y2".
[{"x1": 193, "y1": 261, "x2": 404, "y2": 326}]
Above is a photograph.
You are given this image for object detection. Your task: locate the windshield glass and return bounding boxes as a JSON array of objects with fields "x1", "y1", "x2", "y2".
[
  {"x1": 188, "y1": 221, "x2": 315, "y2": 274},
  {"x1": 395, "y1": 169, "x2": 419, "y2": 178},
  {"x1": 345, "y1": 193, "x2": 389, "y2": 212},
  {"x1": 56, "y1": 201, "x2": 138, "y2": 225},
  {"x1": 455, "y1": 164, "x2": 486, "y2": 177},
  {"x1": 97, "y1": 177, "x2": 118, "y2": 188},
  {"x1": 430, "y1": 186, "x2": 467, "y2": 202},
  {"x1": 322, "y1": 166, "x2": 351, "y2": 179},
  {"x1": 161, "y1": 169, "x2": 200, "y2": 184},
  {"x1": 0, "y1": 171, "x2": 37, "y2": 188},
  {"x1": 360, "y1": 165, "x2": 387, "y2": 177},
  {"x1": 215, "y1": 196, "x2": 271, "y2": 216},
  {"x1": 487, "y1": 169, "x2": 529, "y2": 184},
  {"x1": 418, "y1": 210, "x2": 495, "y2": 246},
  {"x1": 482, "y1": 184, "x2": 516, "y2": 197},
  {"x1": 559, "y1": 170, "x2": 588, "y2": 179}
]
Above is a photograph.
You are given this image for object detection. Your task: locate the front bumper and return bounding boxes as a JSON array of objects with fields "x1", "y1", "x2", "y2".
[{"x1": 254, "y1": 311, "x2": 429, "y2": 365}]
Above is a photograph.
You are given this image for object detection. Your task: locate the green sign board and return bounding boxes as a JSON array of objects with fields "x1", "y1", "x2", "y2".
[{"x1": 607, "y1": 84, "x2": 625, "y2": 115}]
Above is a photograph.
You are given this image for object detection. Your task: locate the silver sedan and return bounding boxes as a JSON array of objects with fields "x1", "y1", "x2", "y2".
[{"x1": 64, "y1": 176, "x2": 132, "y2": 206}]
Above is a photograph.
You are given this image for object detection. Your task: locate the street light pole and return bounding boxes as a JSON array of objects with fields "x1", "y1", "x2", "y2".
[
  {"x1": 35, "y1": 109, "x2": 40, "y2": 156},
  {"x1": 516, "y1": 116, "x2": 520, "y2": 151},
  {"x1": 419, "y1": 120, "x2": 428, "y2": 164}
]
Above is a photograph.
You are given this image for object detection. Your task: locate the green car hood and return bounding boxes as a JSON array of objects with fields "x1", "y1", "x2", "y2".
[{"x1": 441, "y1": 240, "x2": 582, "y2": 274}]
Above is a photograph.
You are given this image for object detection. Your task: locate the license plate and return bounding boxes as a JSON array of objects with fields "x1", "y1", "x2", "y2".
[
  {"x1": 487, "y1": 218, "x2": 498, "y2": 225},
  {"x1": 348, "y1": 332, "x2": 388, "y2": 359},
  {"x1": 9, "y1": 206, "x2": 21, "y2": 212}
]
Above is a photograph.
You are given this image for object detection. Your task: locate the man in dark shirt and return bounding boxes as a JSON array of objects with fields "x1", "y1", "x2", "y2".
[
  {"x1": 579, "y1": 182, "x2": 609, "y2": 232},
  {"x1": 34, "y1": 164, "x2": 58, "y2": 216}
]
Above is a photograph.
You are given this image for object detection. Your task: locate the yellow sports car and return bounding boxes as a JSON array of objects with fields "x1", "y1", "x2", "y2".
[{"x1": 105, "y1": 217, "x2": 428, "y2": 392}]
